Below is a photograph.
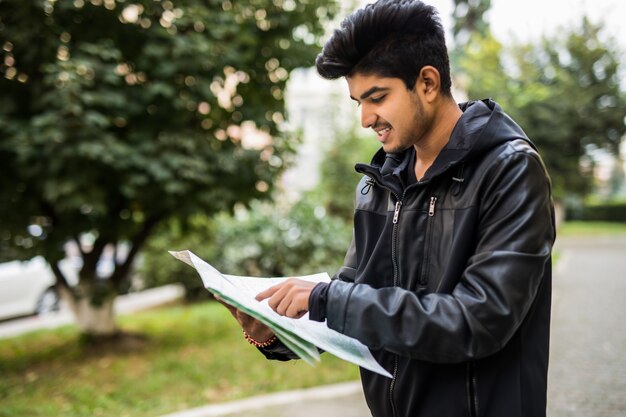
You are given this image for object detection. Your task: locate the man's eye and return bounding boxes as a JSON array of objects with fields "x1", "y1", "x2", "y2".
[{"x1": 370, "y1": 95, "x2": 385, "y2": 103}]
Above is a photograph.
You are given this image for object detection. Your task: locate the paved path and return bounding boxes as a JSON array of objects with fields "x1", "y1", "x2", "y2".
[
  {"x1": 159, "y1": 235, "x2": 626, "y2": 417},
  {"x1": 159, "y1": 382, "x2": 369, "y2": 417},
  {"x1": 547, "y1": 235, "x2": 626, "y2": 417}
]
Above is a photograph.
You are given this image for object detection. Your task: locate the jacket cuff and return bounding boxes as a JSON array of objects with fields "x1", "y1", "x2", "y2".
[
  {"x1": 325, "y1": 280, "x2": 356, "y2": 334},
  {"x1": 258, "y1": 340, "x2": 300, "y2": 361},
  {"x1": 308, "y1": 282, "x2": 330, "y2": 322}
]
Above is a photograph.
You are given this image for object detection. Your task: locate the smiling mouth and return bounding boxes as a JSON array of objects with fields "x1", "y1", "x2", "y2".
[
  {"x1": 374, "y1": 125, "x2": 392, "y2": 142},
  {"x1": 376, "y1": 126, "x2": 391, "y2": 137}
]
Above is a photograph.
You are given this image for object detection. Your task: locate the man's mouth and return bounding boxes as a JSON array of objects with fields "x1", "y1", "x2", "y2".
[
  {"x1": 376, "y1": 126, "x2": 391, "y2": 136},
  {"x1": 374, "y1": 125, "x2": 392, "y2": 142}
]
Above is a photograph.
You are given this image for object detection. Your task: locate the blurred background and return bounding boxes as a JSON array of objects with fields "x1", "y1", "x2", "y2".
[{"x1": 0, "y1": 1, "x2": 625, "y2": 416}]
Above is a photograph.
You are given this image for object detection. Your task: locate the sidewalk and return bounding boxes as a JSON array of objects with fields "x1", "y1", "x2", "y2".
[{"x1": 157, "y1": 381, "x2": 369, "y2": 417}]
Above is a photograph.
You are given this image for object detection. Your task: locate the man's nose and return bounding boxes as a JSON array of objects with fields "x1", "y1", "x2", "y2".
[{"x1": 360, "y1": 105, "x2": 376, "y2": 129}]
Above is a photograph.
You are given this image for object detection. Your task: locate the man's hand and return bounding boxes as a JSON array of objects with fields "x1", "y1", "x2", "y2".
[
  {"x1": 256, "y1": 278, "x2": 317, "y2": 318},
  {"x1": 216, "y1": 297, "x2": 275, "y2": 343}
]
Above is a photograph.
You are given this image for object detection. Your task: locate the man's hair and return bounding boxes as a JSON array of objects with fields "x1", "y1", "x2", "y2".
[{"x1": 315, "y1": 0, "x2": 452, "y2": 95}]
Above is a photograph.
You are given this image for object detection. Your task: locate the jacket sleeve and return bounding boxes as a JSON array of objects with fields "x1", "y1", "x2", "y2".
[
  {"x1": 332, "y1": 231, "x2": 358, "y2": 282},
  {"x1": 257, "y1": 341, "x2": 301, "y2": 361},
  {"x1": 324, "y1": 148, "x2": 556, "y2": 363}
]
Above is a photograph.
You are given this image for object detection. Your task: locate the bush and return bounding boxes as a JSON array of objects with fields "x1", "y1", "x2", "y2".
[
  {"x1": 566, "y1": 200, "x2": 626, "y2": 222},
  {"x1": 210, "y1": 199, "x2": 352, "y2": 278}
]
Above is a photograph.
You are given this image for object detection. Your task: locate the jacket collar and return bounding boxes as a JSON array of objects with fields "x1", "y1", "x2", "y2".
[{"x1": 355, "y1": 99, "x2": 532, "y2": 193}]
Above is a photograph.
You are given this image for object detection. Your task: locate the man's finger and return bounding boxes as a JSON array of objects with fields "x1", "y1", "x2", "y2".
[
  {"x1": 286, "y1": 299, "x2": 308, "y2": 318},
  {"x1": 275, "y1": 287, "x2": 298, "y2": 315},
  {"x1": 256, "y1": 282, "x2": 284, "y2": 301}
]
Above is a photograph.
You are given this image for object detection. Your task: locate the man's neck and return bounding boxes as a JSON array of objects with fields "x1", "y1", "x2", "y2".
[{"x1": 414, "y1": 99, "x2": 462, "y2": 180}]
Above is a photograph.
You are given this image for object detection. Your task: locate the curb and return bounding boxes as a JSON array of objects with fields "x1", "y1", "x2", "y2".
[{"x1": 157, "y1": 381, "x2": 363, "y2": 417}]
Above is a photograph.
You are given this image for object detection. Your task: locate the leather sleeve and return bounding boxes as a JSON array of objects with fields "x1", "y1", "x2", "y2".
[
  {"x1": 325, "y1": 148, "x2": 555, "y2": 363},
  {"x1": 257, "y1": 340, "x2": 301, "y2": 361},
  {"x1": 332, "y1": 230, "x2": 358, "y2": 282}
]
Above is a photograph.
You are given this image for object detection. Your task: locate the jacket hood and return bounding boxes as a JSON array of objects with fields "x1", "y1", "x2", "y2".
[{"x1": 356, "y1": 99, "x2": 534, "y2": 186}]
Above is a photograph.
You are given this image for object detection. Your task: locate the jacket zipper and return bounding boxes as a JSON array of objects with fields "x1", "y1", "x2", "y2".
[
  {"x1": 420, "y1": 196, "x2": 438, "y2": 286},
  {"x1": 363, "y1": 177, "x2": 428, "y2": 417},
  {"x1": 390, "y1": 190, "x2": 436, "y2": 415},
  {"x1": 391, "y1": 191, "x2": 406, "y2": 285},
  {"x1": 428, "y1": 196, "x2": 437, "y2": 217},
  {"x1": 393, "y1": 201, "x2": 402, "y2": 224},
  {"x1": 390, "y1": 191, "x2": 405, "y2": 417}
]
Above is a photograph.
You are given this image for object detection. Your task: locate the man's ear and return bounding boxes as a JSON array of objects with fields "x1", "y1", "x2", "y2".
[{"x1": 417, "y1": 66, "x2": 441, "y2": 102}]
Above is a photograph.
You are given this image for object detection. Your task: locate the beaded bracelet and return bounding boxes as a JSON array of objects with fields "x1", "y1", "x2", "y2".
[{"x1": 243, "y1": 330, "x2": 278, "y2": 348}]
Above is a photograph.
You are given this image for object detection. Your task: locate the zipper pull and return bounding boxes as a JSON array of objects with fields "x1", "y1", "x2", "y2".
[
  {"x1": 393, "y1": 201, "x2": 402, "y2": 224},
  {"x1": 428, "y1": 196, "x2": 437, "y2": 217}
]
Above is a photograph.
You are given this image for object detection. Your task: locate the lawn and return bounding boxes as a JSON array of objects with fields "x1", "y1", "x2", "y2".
[
  {"x1": 0, "y1": 302, "x2": 359, "y2": 417},
  {"x1": 558, "y1": 220, "x2": 626, "y2": 236}
]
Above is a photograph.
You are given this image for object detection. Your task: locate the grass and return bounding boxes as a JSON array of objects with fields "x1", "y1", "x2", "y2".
[
  {"x1": 558, "y1": 221, "x2": 626, "y2": 236},
  {"x1": 0, "y1": 302, "x2": 359, "y2": 417}
]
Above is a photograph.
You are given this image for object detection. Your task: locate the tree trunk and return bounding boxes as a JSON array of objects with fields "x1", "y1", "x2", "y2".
[{"x1": 59, "y1": 285, "x2": 117, "y2": 337}]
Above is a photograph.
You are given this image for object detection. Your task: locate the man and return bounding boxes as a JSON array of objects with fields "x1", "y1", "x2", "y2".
[{"x1": 223, "y1": 1, "x2": 556, "y2": 416}]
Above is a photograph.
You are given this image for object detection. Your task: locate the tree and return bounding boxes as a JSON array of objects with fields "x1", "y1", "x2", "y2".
[
  {"x1": 0, "y1": 0, "x2": 337, "y2": 338},
  {"x1": 458, "y1": 18, "x2": 626, "y2": 199},
  {"x1": 451, "y1": 0, "x2": 491, "y2": 46}
]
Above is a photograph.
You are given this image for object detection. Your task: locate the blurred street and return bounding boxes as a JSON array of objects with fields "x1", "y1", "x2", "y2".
[
  {"x1": 158, "y1": 235, "x2": 626, "y2": 417},
  {"x1": 0, "y1": 284, "x2": 184, "y2": 339}
]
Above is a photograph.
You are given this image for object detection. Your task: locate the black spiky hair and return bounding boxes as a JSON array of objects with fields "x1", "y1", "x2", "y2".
[{"x1": 316, "y1": 0, "x2": 451, "y2": 94}]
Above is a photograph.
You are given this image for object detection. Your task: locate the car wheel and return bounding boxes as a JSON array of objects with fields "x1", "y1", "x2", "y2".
[{"x1": 36, "y1": 287, "x2": 60, "y2": 315}]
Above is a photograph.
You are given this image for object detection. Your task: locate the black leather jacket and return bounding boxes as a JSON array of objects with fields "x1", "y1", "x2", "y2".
[{"x1": 264, "y1": 100, "x2": 555, "y2": 417}]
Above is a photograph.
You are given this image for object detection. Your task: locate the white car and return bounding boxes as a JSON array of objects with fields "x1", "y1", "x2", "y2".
[{"x1": 0, "y1": 257, "x2": 61, "y2": 320}]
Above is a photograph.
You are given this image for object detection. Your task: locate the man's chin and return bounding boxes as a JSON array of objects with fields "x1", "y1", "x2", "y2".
[{"x1": 382, "y1": 143, "x2": 410, "y2": 154}]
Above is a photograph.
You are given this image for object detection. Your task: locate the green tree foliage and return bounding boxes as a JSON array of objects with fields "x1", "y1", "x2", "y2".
[
  {"x1": 0, "y1": 0, "x2": 337, "y2": 335},
  {"x1": 451, "y1": 0, "x2": 491, "y2": 46},
  {"x1": 459, "y1": 19, "x2": 626, "y2": 198}
]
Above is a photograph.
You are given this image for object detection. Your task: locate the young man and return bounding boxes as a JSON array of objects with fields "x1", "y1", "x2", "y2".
[{"x1": 225, "y1": 1, "x2": 556, "y2": 416}]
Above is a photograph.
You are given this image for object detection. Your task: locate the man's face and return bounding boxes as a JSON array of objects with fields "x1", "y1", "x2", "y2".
[{"x1": 347, "y1": 73, "x2": 432, "y2": 154}]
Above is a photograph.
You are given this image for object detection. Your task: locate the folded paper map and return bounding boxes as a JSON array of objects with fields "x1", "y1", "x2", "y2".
[{"x1": 169, "y1": 250, "x2": 391, "y2": 378}]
